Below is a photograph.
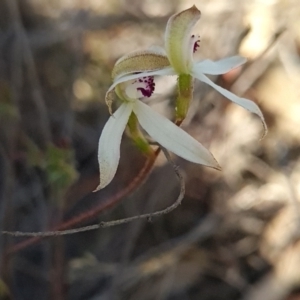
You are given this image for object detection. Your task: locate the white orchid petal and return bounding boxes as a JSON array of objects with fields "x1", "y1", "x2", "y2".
[
  {"x1": 96, "y1": 103, "x2": 133, "y2": 190},
  {"x1": 194, "y1": 56, "x2": 247, "y2": 75},
  {"x1": 194, "y1": 72, "x2": 267, "y2": 136},
  {"x1": 133, "y1": 100, "x2": 220, "y2": 169}
]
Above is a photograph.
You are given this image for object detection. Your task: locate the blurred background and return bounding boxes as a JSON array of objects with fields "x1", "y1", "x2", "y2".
[{"x1": 0, "y1": 0, "x2": 300, "y2": 299}]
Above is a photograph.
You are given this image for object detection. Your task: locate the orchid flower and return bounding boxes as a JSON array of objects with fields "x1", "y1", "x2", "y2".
[
  {"x1": 106, "y1": 5, "x2": 267, "y2": 136},
  {"x1": 96, "y1": 75, "x2": 220, "y2": 190}
]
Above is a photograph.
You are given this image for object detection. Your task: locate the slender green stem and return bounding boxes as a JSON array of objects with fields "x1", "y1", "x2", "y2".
[
  {"x1": 175, "y1": 74, "x2": 193, "y2": 122},
  {"x1": 127, "y1": 112, "x2": 153, "y2": 156}
]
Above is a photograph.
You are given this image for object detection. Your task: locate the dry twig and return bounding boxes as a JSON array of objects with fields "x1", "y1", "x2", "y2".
[{"x1": 2, "y1": 146, "x2": 185, "y2": 237}]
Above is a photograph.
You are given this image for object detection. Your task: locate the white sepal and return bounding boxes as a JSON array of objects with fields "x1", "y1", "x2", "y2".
[
  {"x1": 194, "y1": 56, "x2": 247, "y2": 75},
  {"x1": 133, "y1": 100, "x2": 220, "y2": 169},
  {"x1": 194, "y1": 72, "x2": 267, "y2": 137},
  {"x1": 96, "y1": 103, "x2": 133, "y2": 191}
]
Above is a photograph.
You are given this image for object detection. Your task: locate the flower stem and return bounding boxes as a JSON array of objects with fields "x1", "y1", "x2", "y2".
[
  {"x1": 127, "y1": 112, "x2": 153, "y2": 156},
  {"x1": 175, "y1": 74, "x2": 193, "y2": 123}
]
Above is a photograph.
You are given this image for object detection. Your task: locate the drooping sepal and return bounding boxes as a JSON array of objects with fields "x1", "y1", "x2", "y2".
[
  {"x1": 95, "y1": 103, "x2": 133, "y2": 191},
  {"x1": 194, "y1": 72, "x2": 268, "y2": 138},
  {"x1": 133, "y1": 100, "x2": 220, "y2": 170}
]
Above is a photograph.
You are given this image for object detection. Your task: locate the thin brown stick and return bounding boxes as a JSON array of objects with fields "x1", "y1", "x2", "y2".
[
  {"x1": 2, "y1": 147, "x2": 185, "y2": 236},
  {"x1": 3, "y1": 148, "x2": 160, "y2": 253},
  {"x1": 100, "y1": 147, "x2": 185, "y2": 227},
  {"x1": 2, "y1": 224, "x2": 100, "y2": 237}
]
